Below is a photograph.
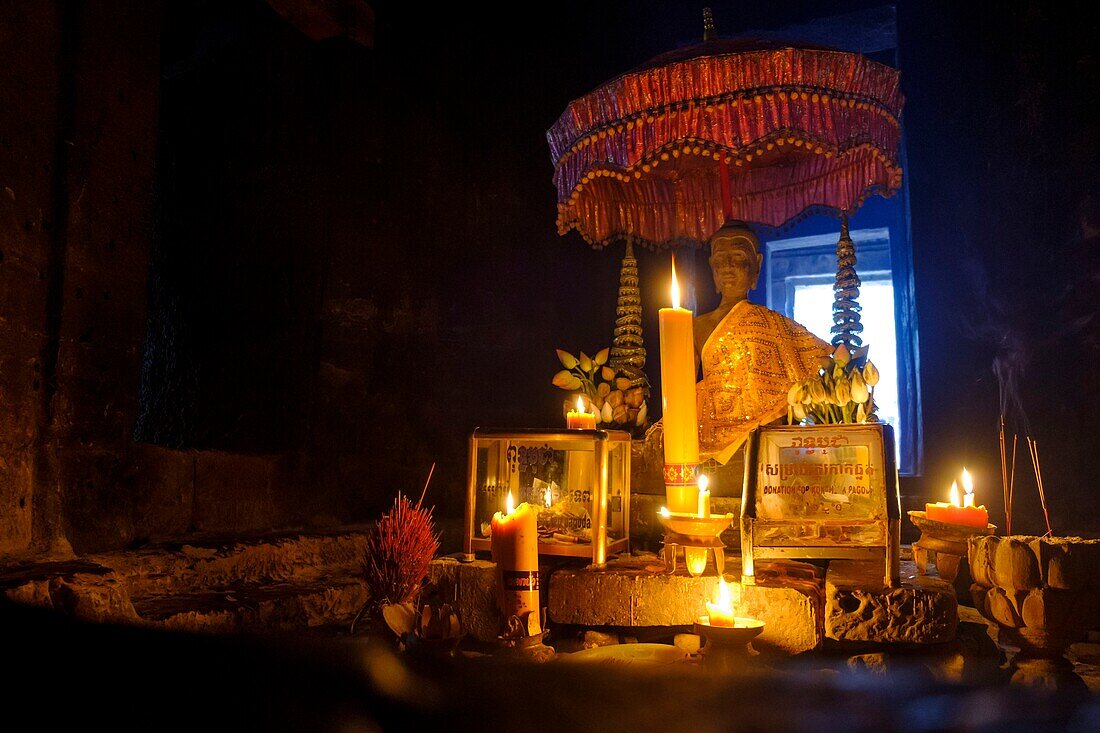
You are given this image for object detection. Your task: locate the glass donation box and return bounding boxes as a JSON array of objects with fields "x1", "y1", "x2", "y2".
[
  {"x1": 741, "y1": 424, "x2": 901, "y2": 587},
  {"x1": 464, "y1": 428, "x2": 631, "y2": 565}
]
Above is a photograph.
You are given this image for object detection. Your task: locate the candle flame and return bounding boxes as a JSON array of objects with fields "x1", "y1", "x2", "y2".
[
  {"x1": 949, "y1": 481, "x2": 960, "y2": 508},
  {"x1": 670, "y1": 255, "x2": 681, "y2": 310},
  {"x1": 544, "y1": 487, "x2": 552, "y2": 508},
  {"x1": 659, "y1": 506, "x2": 671, "y2": 518},
  {"x1": 698, "y1": 474, "x2": 709, "y2": 492},
  {"x1": 576, "y1": 396, "x2": 586, "y2": 413},
  {"x1": 506, "y1": 491, "x2": 515, "y2": 515},
  {"x1": 961, "y1": 467, "x2": 973, "y2": 496},
  {"x1": 705, "y1": 577, "x2": 740, "y2": 626}
]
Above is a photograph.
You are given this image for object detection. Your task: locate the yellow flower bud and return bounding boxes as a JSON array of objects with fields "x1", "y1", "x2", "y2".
[
  {"x1": 835, "y1": 378, "x2": 851, "y2": 405},
  {"x1": 809, "y1": 380, "x2": 827, "y2": 403},
  {"x1": 833, "y1": 343, "x2": 851, "y2": 366},
  {"x1": 787, "y1": 382, "x2": 804, "y2": 406},
  {"x1": 792, "y1": 402, "x2": 807, "y2": 421},
  {"x1": 850, "y1": 371, "x2": 869, "y2": 404},
  {"x1": 863, "y1": 361, "x2": 880, "y2": 387}
]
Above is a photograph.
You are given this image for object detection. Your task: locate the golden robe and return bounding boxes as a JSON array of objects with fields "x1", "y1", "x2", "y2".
[{"x1": 697, "y1": 300, "x2": 831, "y2": 464}]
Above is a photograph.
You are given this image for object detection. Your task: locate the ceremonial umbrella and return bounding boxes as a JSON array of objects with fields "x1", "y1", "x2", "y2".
[{"x1": 546, "y1": 18, "x2": 905, "y2": 347}]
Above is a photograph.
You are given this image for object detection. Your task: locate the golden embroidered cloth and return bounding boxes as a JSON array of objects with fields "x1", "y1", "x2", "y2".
[{"x1": 697, "y1": 300, "x2": 831, "y2": 464}]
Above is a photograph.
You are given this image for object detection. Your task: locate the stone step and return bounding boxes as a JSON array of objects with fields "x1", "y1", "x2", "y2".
[
  {"x1": 825, "y1": 559, "x2": 957, "y2": 645},
  {"x1": 133, "y1": 578, "x2": 368, "y2": 633},
  {"x1": 1, "y1": 529, "x2": 373, "y2": 634},
  {"x1": 88, "y1": 530, "x2": 370, "y2": 598}
]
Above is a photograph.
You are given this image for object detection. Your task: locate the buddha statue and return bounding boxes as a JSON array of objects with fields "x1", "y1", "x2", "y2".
[{"x1": 694, "y1": 221, "x2": 832, "y2": 464}]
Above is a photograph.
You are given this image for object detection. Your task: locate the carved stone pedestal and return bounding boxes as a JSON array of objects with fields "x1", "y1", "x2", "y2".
[
  {"x1": 825, "y1": 559, "x2": 957, "y2": 644},
  {"x1": 908, "y1": 510, "x2": 994, "y2": 583}
]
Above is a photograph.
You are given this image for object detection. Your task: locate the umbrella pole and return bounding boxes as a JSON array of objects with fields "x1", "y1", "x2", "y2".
[{"x1": 719, "y1": 155, "x2": 733, "y2": 222}]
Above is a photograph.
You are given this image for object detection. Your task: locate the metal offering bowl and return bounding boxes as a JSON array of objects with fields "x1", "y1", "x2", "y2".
[
  {"x1": 658, "y1": 512, "x2": 734, "y2": 541},
  {"x1": 693, "y1": 617, "x2": 765, "y2": 645}
]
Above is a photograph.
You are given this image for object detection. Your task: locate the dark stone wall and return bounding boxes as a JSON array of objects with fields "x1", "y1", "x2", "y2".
[
  {"x1": 52, "y1": 1, "x2": 163, "y2": 551},
  {"x1": 2, "y1": 1, "x2": 1098, "y2": 557},
  {"x1": 0, "y1": 0, "x2": 163, "y2": 555},
  {"x1": 0, "y1": 3, "x2": 62, "y2": 555}
]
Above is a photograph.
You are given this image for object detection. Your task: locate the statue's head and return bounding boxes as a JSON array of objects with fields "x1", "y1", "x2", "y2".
[{"x1": 708, "y1": 221, "x2": 763, "y2": 300}]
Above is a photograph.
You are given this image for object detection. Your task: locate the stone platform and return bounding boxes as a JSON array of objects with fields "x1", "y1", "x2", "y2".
[
  {"x1": 1, "y1": 530, "x2": 371, "y2": 633},
  {"x1": 825, "y1": 559, "x2": 958, "y2": 645},
  {"x1": 431, "y1": 552, "x2": 961, "y2": 654},
  {"x1": 548, "y1": 554, "x2": 822, "y2": 654}
]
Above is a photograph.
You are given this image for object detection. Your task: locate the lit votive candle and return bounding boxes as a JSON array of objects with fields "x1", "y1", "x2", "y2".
[
  {"x1": 566, "y1": 396, "x2": 596, "y2": 430},
  {"x1": 697, "y1": 475, "x2": 711, "y2": 518},
  {"x1": 704, "y1": 577, "x2": 739, "y2": 627},
  {"x1": 925, "y1": 468, "x2": 988, "y2": 529}
]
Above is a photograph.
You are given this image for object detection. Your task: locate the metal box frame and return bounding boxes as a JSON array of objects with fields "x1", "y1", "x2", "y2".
[
  {"x1": 464, "y1": 428, "x2": 631, "y2": 566},
  {"x1": 741, "y1": 423, "x2": 900, "y2": 587}
]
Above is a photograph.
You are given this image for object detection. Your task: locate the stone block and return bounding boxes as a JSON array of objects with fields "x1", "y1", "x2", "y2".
[
  {"x1": 49, "y1": 573, "x2": 139, "y2": 624},
  {"x1": 968, "y1": 535, "x2": 998, "y2": 588},
  {"x1": 58, "y1": 448, "x2": 136, "y2": 553},
  {"x1": 549, "y1": 555, "x2": 821, "y2": 654},
  {"x1": 826, "y1": 559, "x2": 956, "y2": 644},
  {"x1": 0, "y1": 445, "x2": 34, "y2": 556},
  {"x1": 427, "y1": 557, "x2": 502, "y2": 643},
  {"x1": 192, "y1": 451, "x2": 281, "y2": 533},
  {"x1": 1020, "y1": 587, "x2": 1086, "y2": 631},
  {"x1": 994, "y1": 537, "x2": 1042, "y2": 590},
  {"x1": 1030, "y1": 537, "x2": 1100, "y2": 591},
  {"x1": 984, "y1": 586, "x2": 1025, "y2": 628},
  {"x1": 131, "y1": 444, "x2": 195, "y2": 540}
]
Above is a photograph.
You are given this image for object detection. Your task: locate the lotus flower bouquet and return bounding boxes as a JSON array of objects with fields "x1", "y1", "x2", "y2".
[
  {"x1": 786, "y1": 344, "x2": 880, "y2": 425},
  {"x1": 551, "y1": 347, "x2": 648, "y2": 431}
]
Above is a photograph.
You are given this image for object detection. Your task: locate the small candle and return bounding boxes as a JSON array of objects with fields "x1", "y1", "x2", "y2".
[
  {"x1": 566, "y1": 397, "x2": 596, "y2": 430},
  {"x1": 697, "y1": 475, "x2": 711, "y2": 518},
  {"x1": 705, "y1": 577, "x2": 739, "y2": 627},
  {"x1": 659, "y1": 256, "x2": 701, "y2": 513},
  {"x1": 490, "y1": 492, "x2": 541, "y2": 635},
  {"x1": 925, "y1": 468, "x2": 988, "y2": 529}
]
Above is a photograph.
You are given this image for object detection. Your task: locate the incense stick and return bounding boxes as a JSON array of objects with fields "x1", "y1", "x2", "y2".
[
  {"x1": 1026, "y1": 437, "x2": 1052, "y2": 537},
  {"x1": 999, "y1": 416, "x2": 1009, "y2": 534},
  {"x1": 1008, "y1": 433, "x2": 1017, "y2": 535},
  {"x1": 1033, "y1": 440, "x2": 1052, "y2": 537},
  {"x1": 418, "y1": 462, "x2": 436, "y2": 507}
]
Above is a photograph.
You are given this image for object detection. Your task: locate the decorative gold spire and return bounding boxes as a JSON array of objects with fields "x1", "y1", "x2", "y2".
[
  {"x1": 831, "y1": 215, "x2": 864, "y2": 349},
  {"x1": 609, "y1": 240, "x2": 650, "y2": 395}
]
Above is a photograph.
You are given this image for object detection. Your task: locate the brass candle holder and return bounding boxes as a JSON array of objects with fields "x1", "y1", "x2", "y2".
[
  {"x1": 693, "y1": 617, "x2": 764, "y2": 672},
  {"x1": 658, "y1": 511, "x2": 734, "y2": 576},
  {"x1": 908, "y1": 510, "x2": 995, "y2": 582}
]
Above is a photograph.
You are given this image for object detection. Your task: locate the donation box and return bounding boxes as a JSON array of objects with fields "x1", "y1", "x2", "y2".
[
  {"x1": 464, "y1": 428, "x2": 631, "y2": 565},
  {"x1": 741, "y1": 424, "x2": 900, "y2": 587}
]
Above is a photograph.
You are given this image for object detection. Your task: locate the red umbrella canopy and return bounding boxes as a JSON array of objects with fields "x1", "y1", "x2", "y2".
[{"x1": 547, "y1": 38, "x2": 904, "y2": 249}]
